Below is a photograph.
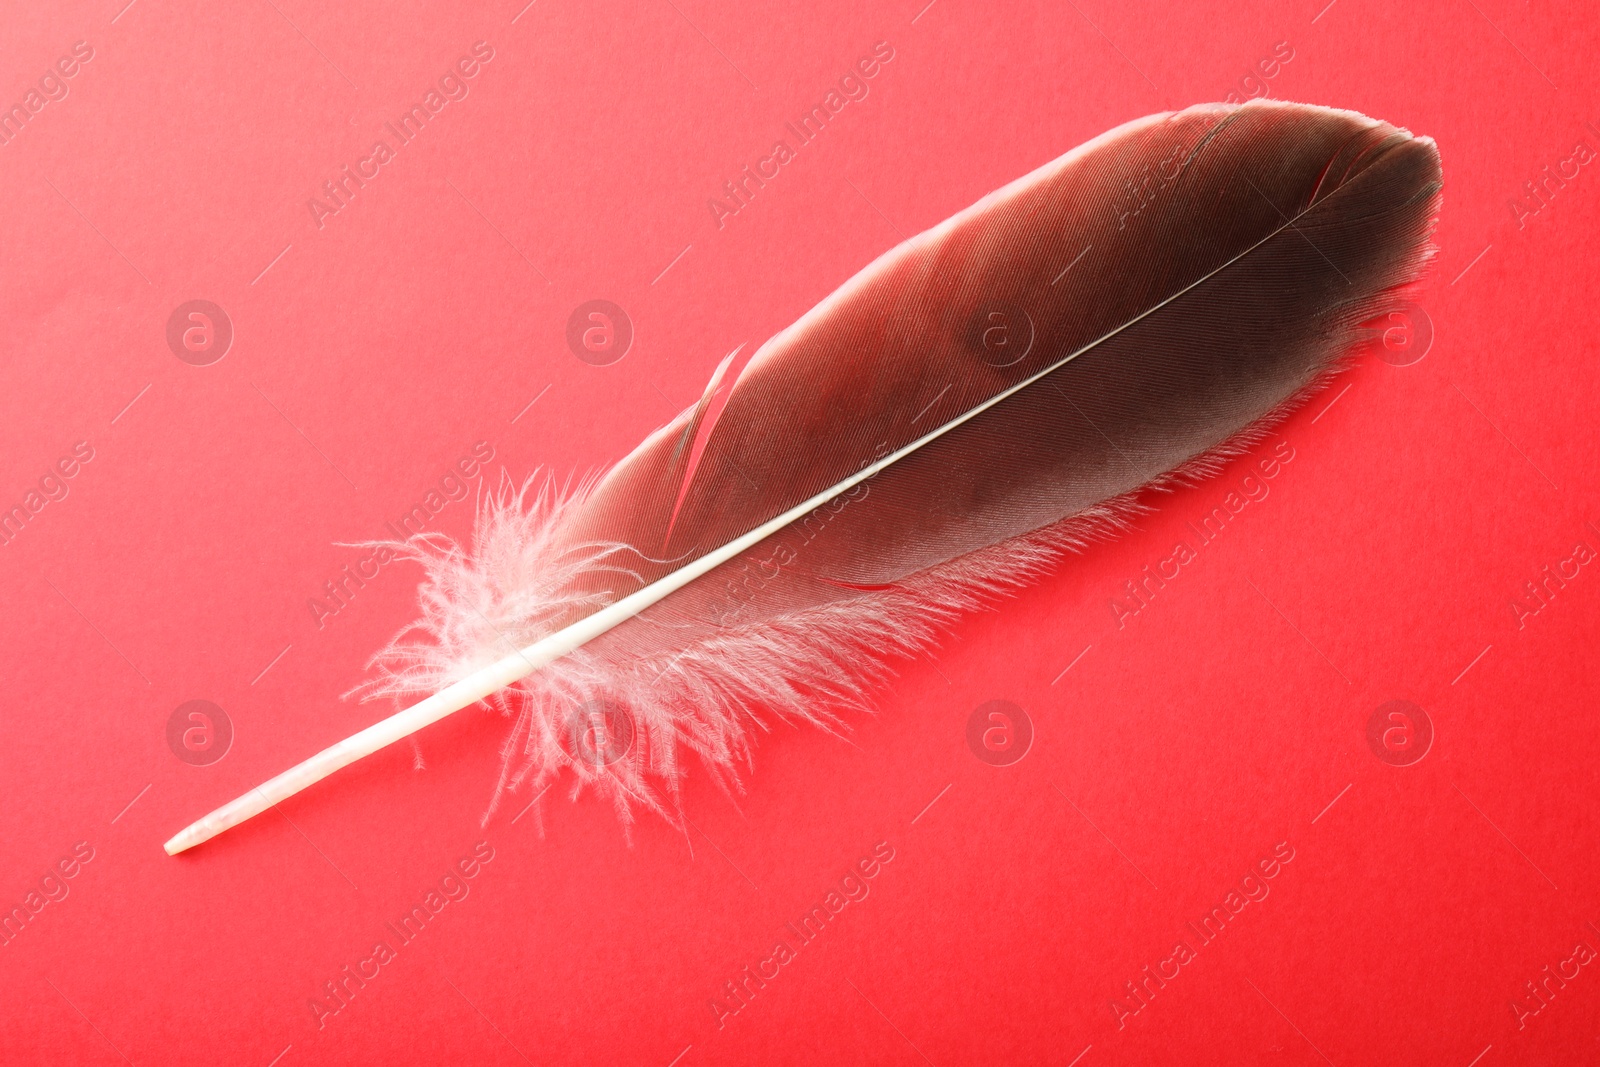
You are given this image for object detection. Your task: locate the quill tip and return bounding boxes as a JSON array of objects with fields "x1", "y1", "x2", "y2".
[{"x1": 163, "y1": 826, "x2": 203, "y2": 855}]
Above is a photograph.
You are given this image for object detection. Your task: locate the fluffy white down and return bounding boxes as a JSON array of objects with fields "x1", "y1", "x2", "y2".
[{"x1": 345, "y1": 470, "x2": 1142, "y2": 834}]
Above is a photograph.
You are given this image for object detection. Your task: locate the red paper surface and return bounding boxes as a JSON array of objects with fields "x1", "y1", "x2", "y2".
[{"x1": 2, "y1": 0, "x2": 1597, "y2": 1063}]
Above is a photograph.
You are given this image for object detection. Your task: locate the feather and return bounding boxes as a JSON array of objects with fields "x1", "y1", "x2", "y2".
[{"x1": 165, "y1": 99, "x2": 1441, "y2": 854}]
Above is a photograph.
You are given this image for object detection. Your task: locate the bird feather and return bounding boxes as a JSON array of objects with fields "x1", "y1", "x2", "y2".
[{"x1": 351, "y1": 99, "x2": 1442, "y2": 831}]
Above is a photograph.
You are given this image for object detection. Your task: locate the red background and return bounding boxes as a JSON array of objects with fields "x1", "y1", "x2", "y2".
[{"x1": 1, "y1": 0, "x2": 1597, "y2": 1063}]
